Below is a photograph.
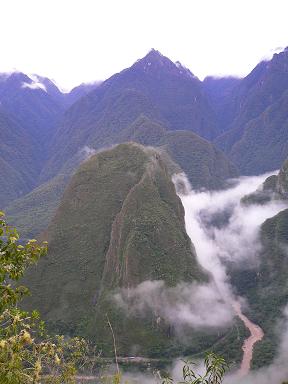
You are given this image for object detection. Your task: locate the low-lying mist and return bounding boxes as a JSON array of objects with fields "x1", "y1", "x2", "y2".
[
  {"x1": 176, "y1": 172, "x2": 288, "y2": 383},
  {"x1": 115, "y1": 279, "x2": 234, "y2": 331},
  {"x1": 113, "y1": 171, "x2": 288, "y2": 383},
  {"x1": 177, "y1": 172, "x2": 287, "y2": 297}
]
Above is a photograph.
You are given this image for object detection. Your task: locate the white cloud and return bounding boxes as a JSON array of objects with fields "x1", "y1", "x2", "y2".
[
  {"x1": 115, "y1": 280, "x2": 234, "y2": 332},
  {"x1": 114, "y1": 172, "x2": 287, "y2": 343},
  {"x1": 21, "y1": 74, "x2": 47, "y2": 91},
  {"x1": 178, "y1": 172, "x2": 286, "y2": 277}
]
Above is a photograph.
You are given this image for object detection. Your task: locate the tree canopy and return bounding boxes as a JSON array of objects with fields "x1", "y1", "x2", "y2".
[{"x1": 0, "y1": 211, "x2": 88, "y2": 383}]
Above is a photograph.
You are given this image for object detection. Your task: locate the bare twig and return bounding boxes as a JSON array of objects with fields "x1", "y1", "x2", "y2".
[{"x1": 106, "y1": 314, "x2": 120, "y2": 376}]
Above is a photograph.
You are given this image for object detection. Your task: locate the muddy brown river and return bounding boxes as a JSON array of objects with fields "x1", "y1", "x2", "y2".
[
  {"x1": 75, "y1": 301, "x2": 264, "y2": 382},
  {"x1": 233, "y1": 301, "x2": 264, "y2": 377}
]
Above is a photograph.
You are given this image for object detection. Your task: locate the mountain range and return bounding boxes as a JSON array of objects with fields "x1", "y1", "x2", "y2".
[
  {"x1": 2, "y1": 47, "x2": 288, "y2": 366},
  {"x1": 3, "y1": 48, "x2": 288, "y2": 210}
]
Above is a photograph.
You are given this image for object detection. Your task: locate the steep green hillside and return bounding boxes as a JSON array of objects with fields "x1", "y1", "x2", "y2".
[
  {"x1": 232, "y1": 209, "x2": 288, "y2": 367},
  {"x1": 202, "y1": 76, "x2": 241, "y2": 133},
  {"x1": 157, "y1": 131, "x2": 237, "y2": 190},
  {"x1": 119, "y1": 116, "x2": 238, "y2": 190},
  {"x1": 229, "y1": 90, "x2": 288, "y2": 174},
  {"x1": 23, "y1": 143, "x2": 210, "y2": 356},
  {"x1": 0, "y1": 72, "x2": 70, "y2": 207},
  {"x1": 0, "y1": 158, "x2": 29, "y2": 208},
  {"x1": 4, "y1": 146, "x2": 96, "y2": 239},
  {"x1": 230, "y1": 155, "x2": 288, "y2": 365},
  {"x1": 63, "y1": 82, "x2": 101, "y2": 108},
  {"x1": 0, "y1": 72, "x2": 64, "y2": 151},
  {"x1": 41, "y1": 88, "x2": 162, "y2": 182},
  {"x1": 6, "y1": 116, "x2": 237, "y2": 239},
  {"x1": 0, "y1": 110, "x2": 40, "y2": 206},
  {"x1": 4, "y1": 173, "x2": 70, "y2": 240},
  {"x1": 215, "y1": 47, "x2": 288, "y2": 174},
  {"x1": 0, "y1": 71, "x2": 98, "y2": 208}
]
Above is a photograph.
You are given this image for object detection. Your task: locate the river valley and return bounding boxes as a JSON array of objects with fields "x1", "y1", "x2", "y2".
[
  {"x1": 179, "y1": 172, "x2": 286, "y2": 376},
  {"x1": 78, "y1": 172, "x2": 286, "y2": 382},
  {"x1": 233, "y1": 301, "x2": 264, "y2": 377}
]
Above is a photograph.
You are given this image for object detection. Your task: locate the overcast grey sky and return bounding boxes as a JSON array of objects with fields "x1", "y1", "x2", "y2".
[{"x1": 1, "y1": 0, "x2": 287, "y2": 90}]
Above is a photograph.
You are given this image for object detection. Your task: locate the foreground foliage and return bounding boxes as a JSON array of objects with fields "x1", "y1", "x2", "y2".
[
  {"x1": 0, "y1": 211, "x2": 88, "y2": 383},
  {"x1": 160, "y1": 353, "x2": 228, "y2": 384},
  {"x1": 100, "y1": 352, "x2": 228, "y2": 384}
]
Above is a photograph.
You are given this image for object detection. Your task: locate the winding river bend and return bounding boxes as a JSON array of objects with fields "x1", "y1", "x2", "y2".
[{"x1": 233, "y1": 301, "x2": 264, "y2": 376}]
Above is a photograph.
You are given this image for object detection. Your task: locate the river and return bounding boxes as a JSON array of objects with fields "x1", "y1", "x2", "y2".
[
  {"x1": 233, "y1": 301, "x2": 264, "y2": 377},
  {"x1": 77, "y1": 173, "x2": 279, "y2": 382},
  {"x1": 177, "y1": 172, "x2": 285, "y2": 376}
]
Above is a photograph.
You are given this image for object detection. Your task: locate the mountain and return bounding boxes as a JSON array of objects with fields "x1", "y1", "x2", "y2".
[
  {"x1": 229, "y1": 157, "x2": 288, "y2": 366},
  {"x1": 203, "y1": 76, "x2": 241, "y2": 133},
  {"x1": 0, "y1": 72, "x2": 100, "y2": 149},
  {"x1": 5, "y1": 115, "x2": 237, "y2": 239},
  {"x1": 0, "y1": 109, "x2": 41, "y2": 206},
  {"x1": 2, "y1": 53, "x2": 238, "y2": 237},
  {"x1": 4, "y1": 144, "x2": 97, "y2": 239},
  {"x1": 4, "y1": 173, "x2": 70, "y2": 240},
  {"x1": 23, "y1": 143, "x2": 211, "y2": 355},
  {"x1": 63, "y1": 82, "x2": 101, "y2": 107},
  {"x1": 2, "y1": 47, "x2": 288, "y2": 213},
  {"x1": 0, "y1": 72, "x2": 65, "y2": 205},
  {"x1": 231, "y1": 206, "x2": 288, "y2": 367},
  {"x1": 119, "y1": 115, "x2": 238, "y2": 190},
  {"x1": 0, "y1": 72, "x2": 101, "y2": 207},
  {"x1": 40, "y1": 49, "x2": 222, "y2": 182},
  {"x1": 215, "y1": 47, "x2": 288, "y2": 174},
  {"x1": 0, "y1": 72, "x2": 64, "y2": 149},
  {"x1": 241, "y1": 158, "x2": 288, "y2": 206}
]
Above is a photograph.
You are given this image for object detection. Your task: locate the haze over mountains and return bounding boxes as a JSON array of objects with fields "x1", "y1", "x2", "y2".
[{"x1": 2, "y1": 47, "x2": 288, "y2": 376}]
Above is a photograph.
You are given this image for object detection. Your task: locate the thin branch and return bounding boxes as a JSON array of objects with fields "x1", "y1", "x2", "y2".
[{"x1": 106, "y1": 313, "x2": 120, "y2": 376}]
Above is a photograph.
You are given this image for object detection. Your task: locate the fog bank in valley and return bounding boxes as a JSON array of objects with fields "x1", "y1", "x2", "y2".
[
  {"x1": 115, "y1": 171, "x2": 288, "y2": 383},
  {"x1": 178, "y1": 172, "x2": 286, "y2": 296}
]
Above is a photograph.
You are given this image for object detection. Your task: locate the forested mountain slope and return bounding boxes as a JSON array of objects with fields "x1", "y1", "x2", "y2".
[
  {"x1": 0, "y1": 72, "x2": 99, "y2": 207},
  {"x1": 23, "y1": 143, "x2": 210, "y2": 355},
  {"x1": 230, "y1": 157, "x2": 288, "y2": 366},
  {"x1": 215, "y1": 47, "x2": 288, "y2": 174},
  {"x1": 0, "y1": 109, "x2": 41, "y2": 206},
  {"x1": 5, "y1": 114, "x2": 237, "y2": 239}
]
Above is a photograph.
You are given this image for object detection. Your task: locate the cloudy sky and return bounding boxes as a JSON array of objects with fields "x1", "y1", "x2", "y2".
[{"x1": 1, "y1": 0, "x2": 287, "y2": 90}]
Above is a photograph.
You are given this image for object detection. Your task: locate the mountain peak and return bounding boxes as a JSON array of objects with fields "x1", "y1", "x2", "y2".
[
  {"x1": 0, "y1": 71, "x2": 49, "y2": 93},
  {"x1": 144, "y1": 48, "x2": 164, "y2": 59},
  {"x1": 268, "y1": 46, "x2": 288, "y2": 72},
  {"x1": 133, "y1": 49, "x2": 195, "y2": 79},
  {"x1": 7, "y1": 71, "x2": 31, "y2": 84},
  {"x1": 135, "y1": 48, "x2": 171, "y2": 67}
]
